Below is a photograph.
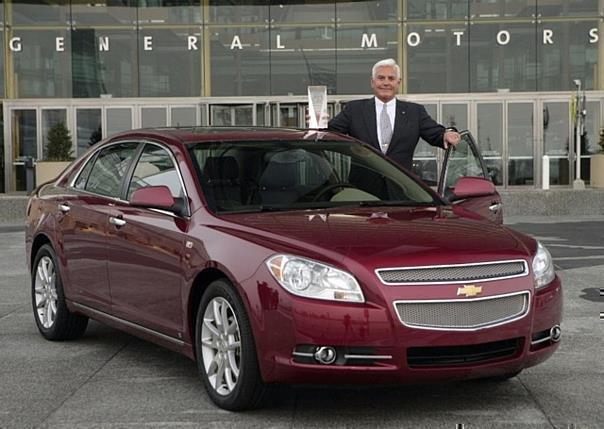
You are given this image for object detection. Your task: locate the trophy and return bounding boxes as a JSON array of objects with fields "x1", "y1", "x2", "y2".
[{"x1": 307, "y1": 85, "x2": 328, "y2": 129}]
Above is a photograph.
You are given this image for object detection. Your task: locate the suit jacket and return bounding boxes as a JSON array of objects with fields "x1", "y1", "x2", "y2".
[{"x1": 328, "y1": 98, "x2": 446, "y2": 171}]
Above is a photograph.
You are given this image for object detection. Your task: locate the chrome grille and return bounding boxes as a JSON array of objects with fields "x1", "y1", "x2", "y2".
[
  {"x1": 394, "y1": 291, "x2": 529, "y2": 330},
  {"x1": 377, "y1": 260, "x2": 528, "y2": 285}
]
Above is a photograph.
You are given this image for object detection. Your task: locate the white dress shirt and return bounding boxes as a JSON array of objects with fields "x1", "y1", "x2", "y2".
[{"x1": 374, "y1": 97, "x2": 396, "y2": 147}]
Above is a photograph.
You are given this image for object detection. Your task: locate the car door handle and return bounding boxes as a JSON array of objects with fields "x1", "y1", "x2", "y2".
[
  {"x1": 109, "y1": 216, "x2": 127, "y2": 227},
  {"x1": 58, "y1": 203, "x2": 70, "y2": 213},
  {"x1": 489, "y1": 202, "x2": 502, "y2": 212}
]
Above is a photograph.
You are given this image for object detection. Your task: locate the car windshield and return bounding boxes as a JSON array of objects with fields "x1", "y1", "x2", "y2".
[{"x1": 189, "y1": 140, "x2": 441, "y2": 213}]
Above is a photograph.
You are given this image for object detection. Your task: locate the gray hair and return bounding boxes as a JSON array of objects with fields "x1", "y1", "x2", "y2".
[{"x1": 372, "y1": 58, "x2": 400, "y2": 79}]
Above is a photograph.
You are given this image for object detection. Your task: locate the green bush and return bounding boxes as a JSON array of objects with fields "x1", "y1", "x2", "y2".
[
  {"x1": 599, "y1": 128, "x2": 604, "y2": 153},
  {"x1": 44, "y1": 121, "x2": 74, "y2": 161}
]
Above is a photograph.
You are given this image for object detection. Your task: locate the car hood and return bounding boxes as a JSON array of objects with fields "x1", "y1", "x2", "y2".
[{"x1": 218, "y1": 206, "x2": 532, "y2": 269}]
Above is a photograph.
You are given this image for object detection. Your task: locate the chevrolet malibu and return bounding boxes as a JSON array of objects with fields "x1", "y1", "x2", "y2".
[{"x1": 26, "y1": 127, "x2": 562, "y2": 410}]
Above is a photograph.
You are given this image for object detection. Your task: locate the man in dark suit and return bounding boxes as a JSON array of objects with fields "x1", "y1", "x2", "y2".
[{"x1": 328, "y1": 58, "x2": 460, "y2": 171}]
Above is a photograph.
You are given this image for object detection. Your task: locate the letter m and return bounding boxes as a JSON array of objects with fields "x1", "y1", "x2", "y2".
[{"x1": 361, "y1": 33, "x2": 378, "y2": 48}]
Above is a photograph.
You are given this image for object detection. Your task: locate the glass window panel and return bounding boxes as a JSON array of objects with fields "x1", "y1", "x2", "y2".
[
  {"x1": 0, "y1": 31, "x2": 4, "y2": 98},
  {"x1": 538, "y1": 0, "x2": 598, "y2": 17},
  {"x1": 270, "y1": 26, "x2": 336, "y2": 95},
  {"x1": 406, "y1": 23, "x2": 470, "y2": 93},
  {"x1": 477, "y1": 103, "x2": 503, "y2": 185},
  {"x1": 106, "y1": 108, "x2": 132, "y2": 137},
  {"x1": 207, "y1": 0, "x2": 269, "y2": 24},
  {"x1": 71, "y1": 0, "x2": 137, "y2": 26},
  {"x1": 413, "y1": 103, "x2": 439, "y2": 185},
  {"x1": 12, "y1": 30, "x2": 72, "y2": 98},
  {"x1": 12, "y1": 109, "x2": 36, "y2": 192},
  {"x1": 171, "y1": 107, "x2": 197, "y2": 126},
  {"x1": 234, "y1": 106, "x2": 253, "y2": 125},
  {"x1": 336, "y1": 25, "x2": 398, "y2": 95},
  {"x1": 584, "y1": 101, "x2": 601, "y2": 155},
  {"x1": 210, "y1": 105, "x2": 232, "y2": 125},
  {"x1": 543, "y1": 101, "x2": 570, "y2": 185},
  {"x1": 72, "y1": 29, "x2": 138, "y2": 98},
  {"x1": 270, "y1": 1, "x2": 335, "y2": 23},
  {"x1": 138, "y1": 28, "x2": 202, "y2": 97},
  {"x1": 42, "y1": 110, "x2": 69, "y2": 159},
  {"x1": 74, "y1": 155, "x2": 95, "y2": 190},
  {"x1": 507, "y1": 102, "x2": 534, "y2": 185},
  {"x1": 336, "y1": 0, "x2": 398, "y2": 21},
  {"x1": 538, "y1": 21, "x2": 599, "y2": 91},
  {"x1": 444, "y1": 135, "x2": 485, "y2": 189},
  {"x1": 406, "y1": 0, "x2": 468, "y2": 20},
  {"x1": 470, "y1": 23, "x2": 536, "y2": 92},
  {"x1": 470, "y1": 1, "x2": 536, "y2": 19},
  {"x1": 85, "y1": 142, "x2": 138, "y2": 197},
  {"x1": 209, "y1": 27, "x2": 270, "y2": 96},
  {"x1": 11, "y1": 0, "x2": 69, "y2": 25},
  {"x1": 141, "y1": 107, "x2": 167, "y2": 128},
  {"x1": 442, "y1": 103, "x2": 468, "y2": 130},
  {"x1": 138, "y1": 0, "x2": 201, "y2": 25},
  {"x1": 76, "y1": 109, "x2": 102, "y2": 156},
  {"x1": 127, "y1": 144, "x2": 183, "y2": 199}
]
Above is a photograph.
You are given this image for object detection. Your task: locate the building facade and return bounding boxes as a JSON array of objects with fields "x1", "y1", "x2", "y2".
[{"x1": 2, "y1": 0, "x2": 604, "y2": 192}]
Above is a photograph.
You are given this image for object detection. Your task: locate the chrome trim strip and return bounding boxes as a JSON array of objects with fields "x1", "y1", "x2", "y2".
[
  {"x1": 71, "y1": 302, "x2": 184, "y2": 346},
  {"x1": 392, "y1": 290, "x2": 531, "y2": 332},
  {"x1": 531, "y1": 335, "x2": 552, "y2": 346},
  {"x1": 343, "y1": 354, "x2": 393, "y2": 360},
  {"x1": 376, "y1": 259, "x2": 529, "y2": 285},
  {"x1": 292, "y1": 351, "x2": 314, "y2": 358}
]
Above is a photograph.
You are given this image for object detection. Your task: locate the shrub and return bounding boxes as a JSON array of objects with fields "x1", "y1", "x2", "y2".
[{"x1": 44, "y1": 121, "x2": 74, "y2": 161}]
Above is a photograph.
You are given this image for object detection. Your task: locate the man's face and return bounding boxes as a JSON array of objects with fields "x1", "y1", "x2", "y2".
[{"x1": 370, "y1": 66, "x2": 400, "y2": 102}]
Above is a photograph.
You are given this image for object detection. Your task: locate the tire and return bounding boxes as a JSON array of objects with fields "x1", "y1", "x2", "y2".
[
  {"x1": 31, "y1": 244, "x2": 88, "y2": 341},
  {"x1": 195, "y1": 279, "x2": 266, "y2": 410}
]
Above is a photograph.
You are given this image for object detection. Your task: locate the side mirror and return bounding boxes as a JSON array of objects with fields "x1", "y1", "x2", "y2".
[
  {"x1": 131, "y1": 186, "x2": 176, "y2": 212},
  {"x1": 450, "y1": 177, "x2": 496, "y2": 200}
]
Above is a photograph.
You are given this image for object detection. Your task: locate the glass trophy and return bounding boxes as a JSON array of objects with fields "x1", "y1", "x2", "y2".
[{"x1": 307, "y1": 85, "x2": 328, "y2": 129}]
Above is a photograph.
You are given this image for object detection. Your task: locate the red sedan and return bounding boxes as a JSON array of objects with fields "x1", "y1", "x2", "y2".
[{"x1": 26, "y1": 127, "x2": 562, "y2": 410}]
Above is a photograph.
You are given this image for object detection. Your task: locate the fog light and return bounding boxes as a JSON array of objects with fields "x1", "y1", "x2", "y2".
[
  {"x1": 550, "y1": 325, "x2": 561, "y2": 342},
  {"x1": 314, "y1": 346, "x2": 337, "y2": 364}
]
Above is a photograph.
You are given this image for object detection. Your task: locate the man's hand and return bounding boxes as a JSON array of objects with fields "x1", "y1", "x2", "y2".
[{"x1": 443, "y1": 130, "x2": 461, "y2": 149}]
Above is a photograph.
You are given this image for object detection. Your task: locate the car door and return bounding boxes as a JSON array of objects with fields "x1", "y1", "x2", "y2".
[
  {"x1": 438, "y1": 131, "x2": 503, "y2": 224},
  {"x1": 105, "y1": 142, "x2": 189, "y2": 339},
  {"x1": 59, "y1": 142, "x2": 140, "y2": 312}
]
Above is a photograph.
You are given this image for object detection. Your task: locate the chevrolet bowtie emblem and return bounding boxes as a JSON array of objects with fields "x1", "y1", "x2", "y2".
[{"x1": 457, "y1": 284, "x2": 482, "y2": 297}]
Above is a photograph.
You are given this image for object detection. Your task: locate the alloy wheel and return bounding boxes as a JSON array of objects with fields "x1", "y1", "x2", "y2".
[{"x1": 34, "y1": 256, "x2": 58, "y2": 329}]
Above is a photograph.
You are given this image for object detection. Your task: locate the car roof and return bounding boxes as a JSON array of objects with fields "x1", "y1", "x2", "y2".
[{"x1": 108, "y1": 127, "x2": 357, "y2": 145}]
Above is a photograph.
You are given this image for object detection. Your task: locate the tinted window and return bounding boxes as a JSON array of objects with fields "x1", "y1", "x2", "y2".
[
  {"x1": 74, "y1": 155, "x2": 96, "y2": 190},
  {"x1": 85, "y1": 143, "x2": 138, "y2": 197},
  {"x1": 189, "y1": 140, "x2": 439, "y2": 213},
  {"x1": 127, "y1": 144, "x2": 184, "y2": 200}
]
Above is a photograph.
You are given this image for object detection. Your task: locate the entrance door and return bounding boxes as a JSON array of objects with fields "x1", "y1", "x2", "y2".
[
  {"x1": 542, "y1": 101, "x2": 571, "y2": 185},
  {"x1": 11, "y1": 109, "x2": 37, "y2": 191}
]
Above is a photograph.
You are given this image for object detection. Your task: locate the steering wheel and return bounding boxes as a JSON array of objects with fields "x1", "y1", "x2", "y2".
[{"x1": 312, "y1": 183, "x2": 358, "y2": 201}]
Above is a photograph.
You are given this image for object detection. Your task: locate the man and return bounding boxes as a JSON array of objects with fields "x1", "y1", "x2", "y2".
[{"x1": 328, "y1": 58, "x2": 460, "y2": 171}]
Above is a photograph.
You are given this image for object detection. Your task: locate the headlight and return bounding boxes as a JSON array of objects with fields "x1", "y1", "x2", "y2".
[
  {"x1": 532, "y1": 241, "x2": 555, "y2": 288},
  {"x1": 266, "y1": 254, "x2": 364, "y2": 303}
]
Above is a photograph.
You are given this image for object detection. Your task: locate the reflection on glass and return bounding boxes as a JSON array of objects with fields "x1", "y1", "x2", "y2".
[
  {"x1": 413, "y1": 104, "x2": 438, "y2": 185},
  {"x1": 584, "y1": 101, "x2": 600, "y2": 155},
  {"x1": 138, "y1": 0, "x2": 201, "y2": 25},
  {"x1": 0, "y1": 32, "x2": 4, "y2": 98},
  {"x1": 106, "y1": 108, "x2": 132, "y2": 137},
  {"x1": 477, "y1": 103, "x2": 503, "y2": 185},
  {"x1": 406, "y1": 24, "x2": 470, "y2": 93},
  {"x1": 543, "y1": 102, "x2": 570, "y2": 185},
  {"x1": 270, "y1": 1, "x2": 335, "y2": 23},
  {"x1": 171, "y1": 107, "x2": 197, "y2": 126},
  {"x1": 210, "y1": 105, "x2": 253, "y2": 125},
  {"x1": 537, "y1": 0, "x2": 598, "y2": 17},
  {"x1": 538, "y1": 21, "x2": 598, "y2": 91},
  {"x1": 42, "y1": 110, "x2": 68, "y2": 159},
  {"x1": 139, "y1": 29, "x2": 202, "y2": 97},
  {"x1": 207, "y1": 0, "x2": 268, "y2": 24},
  {"x1": 470, "y1": 0, "x2": 536, "y2": 18},
  {"x1": 71, "y1": 0, "x2": 137, "y2": 25},
  {"x1": 12, "y1": 110, "x2": 37, "y2": 191},
  {"x1": 445, "y1": 136, "x2": 485, "y2": 189},
  {"x1": 270, "y1": 26, "x2": 336, "y2": 95},
  {"x1": 11, "y1": 0, "x2": 70, "y2": 25},
  {"x1": 407, "y1": 0, "x2": 468, "y2": 20},
  {"x1": 336, "y1": 0, "x2": 397, "y2": 21},
  {"x1": 209, "y1": 27, "x2": 270, "y2": 96},
  {"x1": 442, "y1": 104, "x2": 467, "y2": 130},
  {"x1": 13, "y1": 30, "x2": 72, "y2": 98},
  {"x1": 508, "y1": 103, "x2": 534, "y2": 185},
  {"x1": 470, "y1": 23, "x2": 536, "y2": 92},
  {"x1": 234, "y1": 106, "x2": 254, "y2": 125},
  {"x1": 72, "y1": 29, "x2": 137, "y2": 98},
  {"x1": 142, "y1": 107, "x2": 167, "y2": 128},
  {"x1": 336, "y1": 25, "x2": 398, "y2": 94},
  {"x1": 76, "y1": 109, "x2": 102, "y2": 156}
]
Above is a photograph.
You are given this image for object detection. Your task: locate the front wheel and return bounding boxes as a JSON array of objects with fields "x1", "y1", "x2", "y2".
[
  {"x1": 195, "y1": 279, "x2": 266, "y2": 410},
  {"x1": 31, "y1": 244, "x2": 88, "y2": 340}
]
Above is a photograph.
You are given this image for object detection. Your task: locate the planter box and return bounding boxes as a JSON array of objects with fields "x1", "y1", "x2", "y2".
[
  {"x1": 591, "y1": 154, "x2": 604, "y2": 188},
  {"x1": 36, "y1": 161, "x2": 71, "y2": 187}
]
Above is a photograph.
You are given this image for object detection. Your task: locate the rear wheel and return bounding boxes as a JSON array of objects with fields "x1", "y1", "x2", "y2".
[
  {"x1": 31, "y1": 244, "x2": 88, "y2": 340},
  {"x1": 195, "y1": 279, "x2": 266, "y2": 410}
]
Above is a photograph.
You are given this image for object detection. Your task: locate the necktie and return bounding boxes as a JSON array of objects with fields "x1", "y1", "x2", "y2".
[{"x1": 380, "y1": 104, "x2": 392, "y2": 154}]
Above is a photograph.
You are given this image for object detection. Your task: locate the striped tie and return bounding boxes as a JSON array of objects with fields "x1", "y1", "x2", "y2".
[{"x1": 380, "y1": 104, "x2": 392, "y2": 154}]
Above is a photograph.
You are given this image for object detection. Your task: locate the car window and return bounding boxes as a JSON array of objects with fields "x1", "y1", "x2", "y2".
[
  {"x1": 443, "y1": 134, "x2": 485, "y2": 190},
  {"x1": 74, "y1": 155, "x2": 96, "y2": 190},
  {"x1": 84, "y1": 142, "x2": 138, "y2": 198},
  {"x1": 127, "y1": 144, "x2": 184, "y2": 200}
]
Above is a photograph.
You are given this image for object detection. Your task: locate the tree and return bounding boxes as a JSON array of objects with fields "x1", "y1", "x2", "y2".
[{"x1": 44, "y1": 121, "x2": 74, "y2": 161}]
